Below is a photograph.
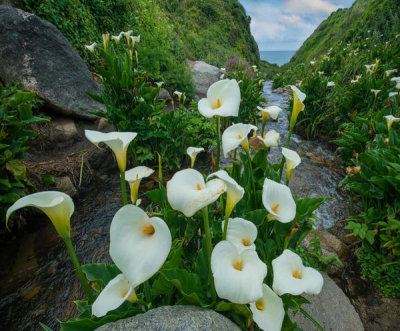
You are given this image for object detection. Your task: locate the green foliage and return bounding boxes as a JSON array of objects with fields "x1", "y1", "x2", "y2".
[{"x1": 0, "y1": 82, "x2": 48, "y2": 222}]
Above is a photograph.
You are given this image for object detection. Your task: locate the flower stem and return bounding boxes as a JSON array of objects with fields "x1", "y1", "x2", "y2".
[
  {"x1": 261, "y1": 122, "x2": 266, "y2": 137},
  {"x1": 223, "y1": 212, "x2": 229, "y2": 240},
  {"x1": 245, "y1": 149, "x2": 257, "y2": 208},
  {"x1": 202, "y1": 207, "x2": 216, "y2": 301},
  {"x1": 120, "y1": 169, "x2": 128, "y2": 205},
  {"x1": 64, "y1": 236, "x2": 95, "y2": 303},
  {"x1": 279, "y1": 123, "x2": 294, "y2": 180},
  {"x1": 215, "y1": 116, "x2": 221, "y2": 171},
  {"x1": 300, "y1": 307, "x2": 325, "y2": 331}
]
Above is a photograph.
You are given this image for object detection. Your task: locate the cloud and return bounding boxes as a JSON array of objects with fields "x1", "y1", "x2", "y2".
[{"x1": 283, "y1": 0, "x2": 337, "y2": 15}]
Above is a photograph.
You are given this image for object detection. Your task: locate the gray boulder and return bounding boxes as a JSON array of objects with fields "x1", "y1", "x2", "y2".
[
  {"x1": 187, "y1": 60, "x2": 221, "y2": 99},
  {"x1": 291, "y1": 273, "x2": 364, "y2": 331},
  {"x1": 0, "y1": 6, "x2": 104, "y2": 120},
  {"x1": 96, "y1": 305, "x2": 241, "y2": 331}
]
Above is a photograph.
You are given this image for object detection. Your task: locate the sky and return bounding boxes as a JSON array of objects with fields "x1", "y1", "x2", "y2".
[{"x1": 239, "y1": 0, "x2": 356, "y2": 51}]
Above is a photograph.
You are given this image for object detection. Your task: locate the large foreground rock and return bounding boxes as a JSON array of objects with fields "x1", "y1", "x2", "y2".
[
  {"x1": 0, "y1": 6, "x2": 104, "y2": 120},
  {"x1": 187, "y1": 60, "x2": 221, "y2": 99},
  {"x1": 292, "y1": 273, "x2": 364, "y2": 331},
  {"x1": 96, "y1": 305, "x2": 241, "y2": 331}
]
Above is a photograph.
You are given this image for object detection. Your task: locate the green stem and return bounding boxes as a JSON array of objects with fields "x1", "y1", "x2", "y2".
[
  {"x1": 261, "y1": 122, "x2": 266, "y2": 137},
  {"x1": 279, "y1": 123, "x2": 294, "y2": 180},
  {"x1": 300, "y1": 307, "x2": 325, "y2": 331},
  {"x1": 202, "y1": 207, "x2": 216, "y2": 301},
  {"x1": 120, "y1": 169, "x2": 128, "y2": 205},
  {"x1": 245, "y1": 149, "x2": 257, "y2": 208},
  {"x1": 223, "y1": 212, "x2": 229, "y2": 240},
  {"x1": 215, "y1": 116, "x2": 221, "y2": 171},
  {"x1": 64, "y1": 237, "x2": 95, "y2": 303}
]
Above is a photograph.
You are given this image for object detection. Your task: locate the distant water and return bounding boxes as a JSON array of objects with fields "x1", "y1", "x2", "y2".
[{"x1": 260, "y1": 50, "x2": 296, "y2": 66}]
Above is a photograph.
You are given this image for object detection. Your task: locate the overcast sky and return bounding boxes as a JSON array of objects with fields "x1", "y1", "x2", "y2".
[{"x1": 239, "y1": 0, "x2": 356, "y2": 51}]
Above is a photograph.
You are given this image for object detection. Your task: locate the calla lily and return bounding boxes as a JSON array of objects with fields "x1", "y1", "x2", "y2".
[
  {"x1": 186, "y1": 147, "x2": 204, "y2": 168},
  {"x1": 85, "y1": 42, "x2": 97, "y2": 53},
  {"x1": 125, "y1": 166, "x2": 154, "y2": 204},
  {"x1": 111, "y1": 32, "x2": 123, "y2": 44},
  {"x1": 208, "y1": 170, "x2": 244, "y2": 218},
  {"x1": 85, "y1": 130, "x2": 137, "y2": 171},
  {"x1": 290, "y1": 86, "x2": 306, "y2": 128},
  {"x1": 318, "y1": 71, "x2": 324, "y2": 76},
  {"x1": 198, "y1": 79, "x2": 241, "y2": 118},
  {"x1": 92, "y1": 274, "x2": 137, "y2": 317},
  {"x1": 167, "y1": 169, "x2": 226, "y2": 217},
  {"x1": 351, "y1": 75, "x2": 362, "y2": 84},
  {"x1": 252, "y1": 65, "x2": 258, "y2": 73},
  {"x1": 211, "y1": 240, "x2": 267, "y2": 304},
  {"x1": 155, "y1": 81, "x2": 164, "y2": 88},
  {"x1": 257, "y1": 130, "x2": 280, "y2": 148},
  {"x1": 123, "y1": 30, "x2": 133, "y2": 44},
  {"x1": 174, "y1": 91, "x2": 183, "y2": 102},
  {"x1": 222, "y1": 123, "x2": 257, "y2": 157},
  {"x1": 222, "y1": 217, "x2": 257, "y2": 254},
  {"x1": 130, "y1": 35, "x2": 140, "y2": 47},
  {"x1": 6, "y1": 191, "x2": 73, "y2": 238},
  {"x1": 389, "y1": 92, "x2": 399, "y2": 98},
  {"x1": 257, "y1": 105, "x2": 283, "y2": 124},
  {"x1": 250, "y1": 284, "x2": 285, "y2": 331},
  {"x1": 327, "y1": 81, "x2": 335, "y2": 87},
  {"x1": 282, "y1": 147, "x2": 301, "y2": 181},
  {"x1": 272, "y1": 249, "x2": 323, "y2": 296},
  {"x1": 371, "y1": 89, "x2": 381, "y2": 97},
  {"x1": 384, "y1": 115, "x2": 400, "y2": 131},
  {"x1": 262, "y1": 178, "x2": 296, "y2": 223},
  {"x1": 102, "y1": 32, "x2": 110, "y2": 50},
  {"x1": 110, "y1": 205, "x2": 171, "y2": 287},
  {"x1": 385, "y1": 69, "x2": 398, "y2": 77},
  {"x1": 221, "y1": 67, "x2": 226, "y2": 74},
  {"x1": 310, "y1": 61, "x2": 316, "y2": 65}
]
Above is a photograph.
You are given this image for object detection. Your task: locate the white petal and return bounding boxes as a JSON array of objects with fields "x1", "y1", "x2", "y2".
[
  {"x1": 110, "y1": 205, "x2": 172, "y2": 287},
  {"x1": 222, "y1": 123, "x2": 257, "y2": 157},
  {"x1": 282, "y1": 147, "x2": 301, "y2": 170},
  {"x1": 223, "y1": 217, "x2": 257, "y2": 253},
  {"x1": 125, "y1": 166, "x2": 154, "y2": 183},
  {"x1": 272, "y1": 249, "x2": 323, "y2": 296},
  {"x1": 6, "y1": 191, "x2": 73, "y2": 237},
  {"x1": 258, "y1": 130, "x2": 280, "y2": 148},
  {"x1": 262, "y1": 179, "x2": 296, "y2": 223},
  {"x1": 211, "y1": 241, "x2": 267, "y2": 304},
  {"x1": 290, "y1": 85, "x2": 306, "y2": 102},
  {"x1": 167, "y1": 169, "x2": 226, "y2": 217},
  {"x1": 92, "y1": 274, "x2": 132, "y2": 317},
  {"x1": 187, "y1": 147, "x2": 205, "y2": 159},
  {"x1": 250, "y1": 284, "x2": 285, "y2": 331},
  {"x1": 266, "y1": 106, "x2": 283, "y2": 120}
]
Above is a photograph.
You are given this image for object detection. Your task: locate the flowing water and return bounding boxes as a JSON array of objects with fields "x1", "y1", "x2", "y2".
[{"x1": 0, "y1": 81, "x2": 350, "y2": 330}]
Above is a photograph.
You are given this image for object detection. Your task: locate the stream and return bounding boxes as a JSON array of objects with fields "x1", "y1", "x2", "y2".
[{"x1": 0, "y1": 81, "x2": 350, "y2": 330}]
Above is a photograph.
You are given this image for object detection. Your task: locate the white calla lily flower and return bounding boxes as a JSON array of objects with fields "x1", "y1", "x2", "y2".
[
  {"x1": 85, "y1": 130, "x2": 137, "y2": 171},
  {"x1": 155, "y1": 81, "x2": 164, "y2": 88},
  {"x1": 262, "y1": 178, "x2": 296, "y2": 223},
  {"x1": 92, "y1": 274, "x2": 137, "y2": 317},
  {"x1": 111, "y1": 32, "x2": 123, "y2": 44},
  {"x1": 290, "y1": 86, "x2": 306, "y2": 127},
  {"x1": 318, "y1": 71, "x2": 324, "y2": 76},
  {"x1": 257, "y1": 106, "x2": 283, "y2": 123},
  {"x1": 125, "y1": 166, "x2": 154, "y2": 204},
  {"x1": 310, "y1": 61, "x2": 316, "y2": 65},
  {"x1": 6, "y1": 191, "x2": 73, "y2": 239},
  {"x1": 272, "y1": 249, "x2": 323, "y2": 296},
  {"x1": 389, "y1": 92, "x2": 399, "y2": 98},
  {"x1": 130, "y1": 35, "x2": 140, "y2": 47},
  {"x1": 110, "y1": 205, "x2": 171, "y2": 287},
  {"x1": 222, "y1": 123, "x2": 257, "y2": 157},
  {"x1": 384, "y1": 115, "x2": 400, "y2": 131},
  {"x1": 282, "y1": 147, "x2": 301, "y2": 180},
  {"x1": 385, "y1": 69, "x2": 398, "y2": 77},
  {"x1": 211, "y1": 240, "x2": 267, "y2": 304},
  {"x1": 258, "y1": 130, "x2": 280, "y2": 148},
  {"x1": 327, "y1": 81, "x2": 335, "y2": 87},
  {"x1": 371, "y1": 89, "x2": 381, "y2": 97},
  {"x1": 167, "y1": 169, "x2": 226, "y2": 217},
  {"x1": 222, "y1": 217, "x2": 257, "y2": 254},
  {"x1": 186, "y1": 147, "x2": 204, "y2": 168},
  {"x1": 207, "y1": 170, "x2": 244, "y2": 218},
  {"x1": 85, "y1": 42, "x2": 97, "y2": 53},
  {"x1": 198, "y1": 79, "x2": 241, "y2": 118},
  {"x1": 250, "y1": 284, "x2": 285, "y2": 331}
]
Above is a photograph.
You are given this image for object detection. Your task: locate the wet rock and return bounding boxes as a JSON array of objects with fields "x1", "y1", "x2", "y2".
[
  {"x1": 96, "y1": 305, "x2": 241, "y2": 331},
  {"x1": 55, "y1": 176, "x2": 78, "y2": 197},
  {"x1": 157, "y1": 88, "x2": 171, "y2": 100},
  {"x1": 97, "y1": 118, "x2": 116, "y2": 132},
  {"x1": 51, "y1": 119, "x2": 79, "y2": 141},
  {"x1": 272, "y1": 87, "x2": 284, "y2": 94},
  {"x1": 291, "y1": 273, "x2": 364, "y2": 331},
  {"x1": 0, "y1": 6, "x2": 104, "y2": 120},
  {"x1": 187, "y1": 60, "x2": 221, "y2": 99}
]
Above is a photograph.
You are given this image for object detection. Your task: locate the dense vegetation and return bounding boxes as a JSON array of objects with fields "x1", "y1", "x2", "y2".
[
  {"x1": 22, "y1": 0, "x2": 259, "y2": 97},
  {"x1": 274, "y1": 0, "x2": 400, "y2": 297}
]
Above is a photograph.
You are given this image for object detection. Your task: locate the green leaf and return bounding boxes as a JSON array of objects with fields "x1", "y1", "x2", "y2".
[
  {"x1": 81, "y1": 263, "x2": 121, "y2": 290},
  {"x1": 295, "y1": 197, "x2": 330, "y2": 219},
  {"x1": 39, "y1": 322, "x2": 53, "y2": 331},
  {"x1": 215, "y1": 301, "x2": 252, "y2": 326},
  {"x1": 6, "y1": 159, "x2": 26, "y2": 180}
]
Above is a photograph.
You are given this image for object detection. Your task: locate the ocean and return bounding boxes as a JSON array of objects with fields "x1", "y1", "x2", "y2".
[{"x1": 260, "y1": 50, "x2": 296, "y2": 66}]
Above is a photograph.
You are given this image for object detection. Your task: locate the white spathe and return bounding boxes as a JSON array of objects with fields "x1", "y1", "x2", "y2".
[
  {"x1": 250, "y1": 284, "x2": 285, "y2": 331},
  {"x1": 6, "y1": 191, "x2": 73, "y2": 239},
  {"x1": 257, "y1": 105, "x2": 283, "y2": 122},
  {"x1": 272, "y1": 249, "x2": 323, "y2": 296},
  {"x1": 384, "y1": 115, "x2": 400, "y2": 131},
  {"x1": 258, "y1": 130, "x2": 280, "y2": 148},
  {"x1": 109, "y1": 205, "x2": 172, "y2": 287},
  {"x1": 282, "y1": 147, "x2": 301, "y2": 180},
  {"x1": 85, "y1": 42, "x2": 97, "y2": 53},
  {"x1": 85, "y1": 130, "x2": 137, "y2": 171},
  {"x1": 327, "y1": 81, "x2": 335, "y2": 87},
  {"x1": 222, "y1": 123, "x2": 257, "y2": 157},
  {"x1": 167, "y1": 169, "x2": 226, "y2": 217},
  {"x1": 198, "y1": 79, "x2": 241, "y2": 118},
  {"x1": 262, "y1": 178, "x2": 296, "y2": 223},
  {"x1": 125, "y1": 166, "x2": 154, "y2": 204},
  {"x1": 222, "y1": 217, "x2": 257, "y2": 254},
  {"x1": 92, "y1": 274, "x2": 137, "y2": 317},
  {"x1": 211, "y1": 240, "x2": 267, "y2": 304},
  {"x1": 207, "y1": 170, "x2": 244, "y2": 217},
  {"x1": 187, "y1": 147, "x2": 205, "y2": 168}
]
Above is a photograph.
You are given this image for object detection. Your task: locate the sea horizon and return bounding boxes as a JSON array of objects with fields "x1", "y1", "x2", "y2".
[{"x1": 260, "y1": 50, "x2": 297, "y2": 66}]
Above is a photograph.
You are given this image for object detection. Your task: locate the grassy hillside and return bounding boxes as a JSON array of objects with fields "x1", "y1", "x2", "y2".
[{"x1": 21, "y1": 0, "x2": 259, "y2": 95}]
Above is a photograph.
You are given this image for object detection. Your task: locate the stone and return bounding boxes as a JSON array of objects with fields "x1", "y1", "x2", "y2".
[
  {"x1": 97, "y1": 117, "x2": 116, "y2": 132},
  {"x1": 96, "y1": 305, "x2": 241, "y2": 331},
  {"x1": 52, "y1": 118, "x2": 79, "y2": 141},
  {"x1": 291, "y1": 273, "x2": 364, "y2": 331},
  {"x1": 157, "y1": 88, "x2": 172, "y2": 100},
  {"x1": 272, "y1": 87, "x2": 284, "y2": 94},
  {"x1": 55, "y1": 176, "x2": 78, "y2": 197},
  {"x1": 0, "y1": 6, "x2": 104, "y2": 120},
  {"x1": 187, "y1": 60, "x2": 221, "y2": 99}
]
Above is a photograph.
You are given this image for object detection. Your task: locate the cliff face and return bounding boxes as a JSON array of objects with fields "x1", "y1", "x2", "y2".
[{"x1": 287, "y1": 0, "x2": 400, "y2": 66}]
